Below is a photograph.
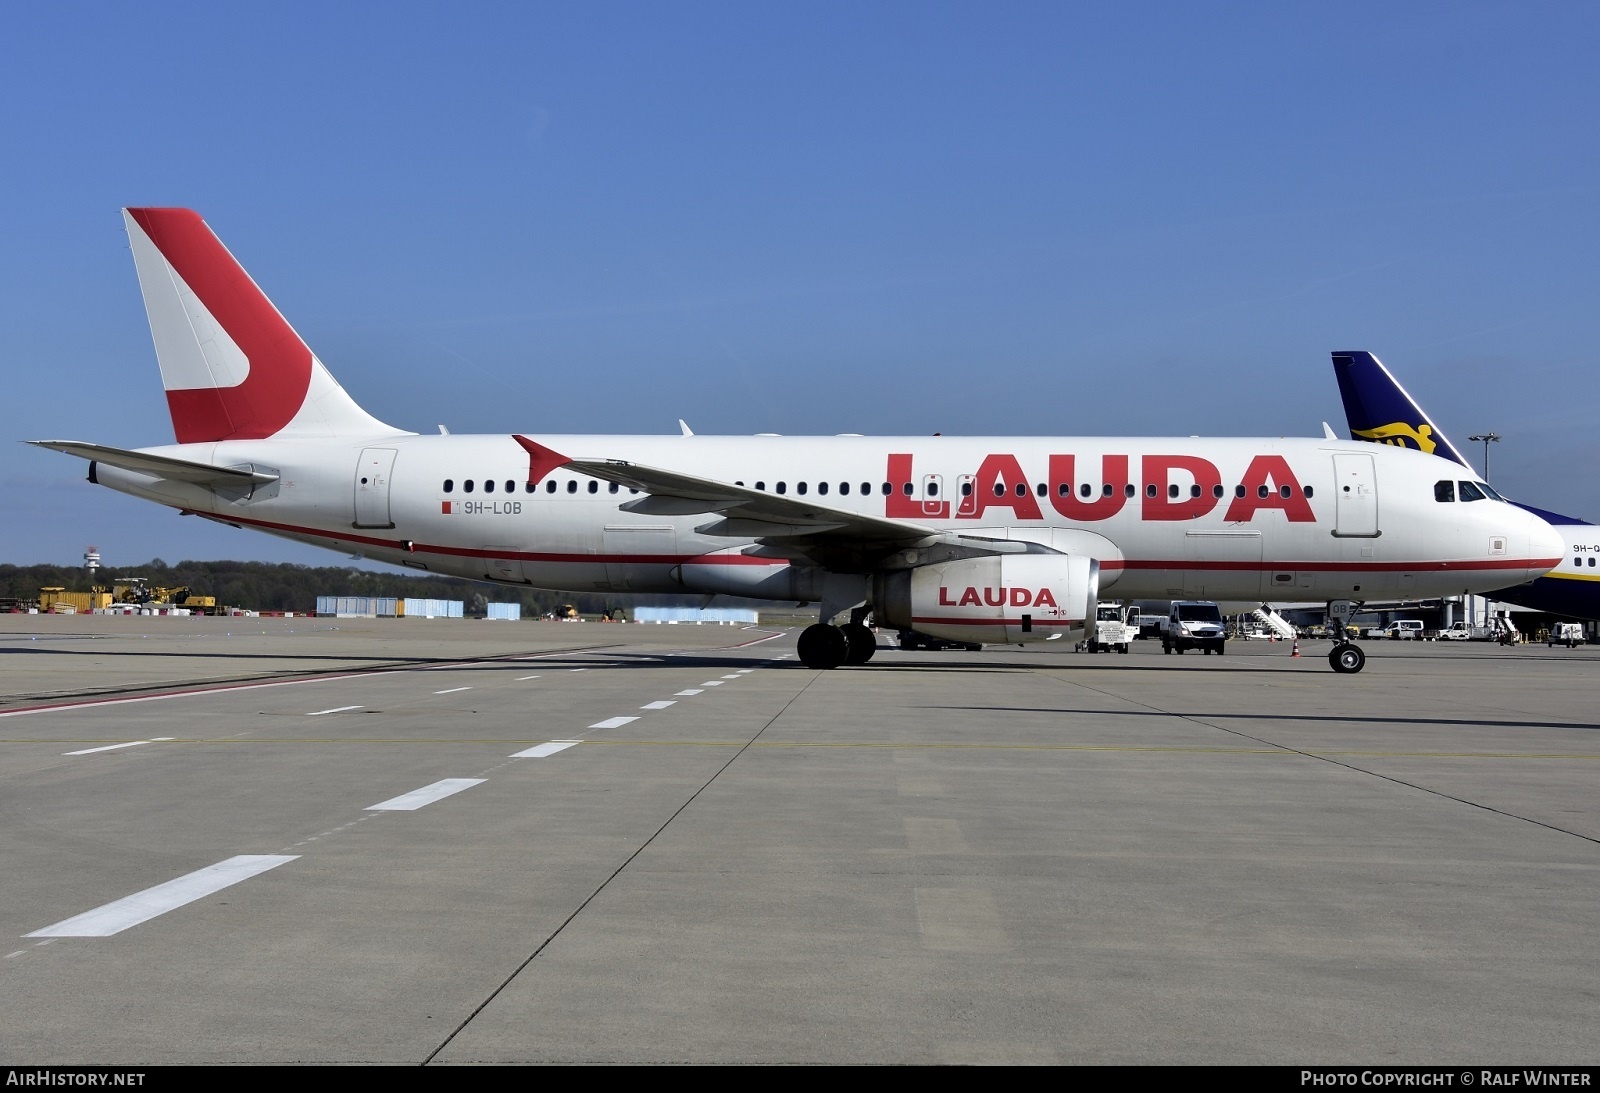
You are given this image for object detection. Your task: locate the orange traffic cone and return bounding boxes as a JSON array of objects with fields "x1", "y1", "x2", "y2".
[{"x1": 1291, "y1": 639, "x2": 1301, "y2": 658}]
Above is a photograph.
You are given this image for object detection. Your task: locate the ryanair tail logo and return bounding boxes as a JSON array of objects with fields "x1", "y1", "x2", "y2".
[{"x1": 1352, "y1": 421, "x2": 1437, "y2": 454}]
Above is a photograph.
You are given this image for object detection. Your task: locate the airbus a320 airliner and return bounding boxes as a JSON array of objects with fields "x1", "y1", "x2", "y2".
[{"x1": 32, "y1": 209, "x2": 1565, "y2": 673}]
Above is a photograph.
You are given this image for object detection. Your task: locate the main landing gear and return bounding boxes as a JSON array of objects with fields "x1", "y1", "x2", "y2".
[{"x1": 797, "y1": 622, "x2": 877, "y2": 669}]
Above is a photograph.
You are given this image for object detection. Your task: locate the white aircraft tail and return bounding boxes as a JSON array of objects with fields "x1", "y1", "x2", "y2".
[{"x1": 122, "y1": 208, "x2": 408, "y2": 444}]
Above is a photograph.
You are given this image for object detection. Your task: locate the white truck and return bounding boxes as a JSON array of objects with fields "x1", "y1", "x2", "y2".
[
  {"x1": 1161, "y1": 601, "x2": 1228, "y2": 655},
  {"x1": 1439, "y1": 622, "x2": 1492, "y2": 641},
  {"x1": 1084, "y1": 602, "x2": 1136, "y2": 654}
]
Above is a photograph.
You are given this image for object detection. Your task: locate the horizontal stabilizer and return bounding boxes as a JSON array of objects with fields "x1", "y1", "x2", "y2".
[{"x1": 29, "y1": 441, "x2": 279, "y2": 486}]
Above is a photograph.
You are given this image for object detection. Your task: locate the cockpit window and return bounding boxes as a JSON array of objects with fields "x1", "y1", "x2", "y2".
[
  {"x1": 1458, "y1": 481, "x2": 1486, "y2": 502},
  {"x1": 1435, "y1": 480, "x2": 1455, "y2": 503},
  {"x1": 1478, "y1": 482, "x2": 1504, "y2": 501}
]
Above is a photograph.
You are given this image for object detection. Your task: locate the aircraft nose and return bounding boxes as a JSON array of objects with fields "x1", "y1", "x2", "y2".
[{"x1": 1526, "y1": 511, "x2": 1566, "y2": 576}]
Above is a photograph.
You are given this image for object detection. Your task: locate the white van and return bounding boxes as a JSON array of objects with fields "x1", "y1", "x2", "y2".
[
  {"x1": 1549, "y1": 622, "x2": 1584, "y2": 648},
  {"x1": 1382, "y1": 620, "x2": 1425, "y2": 640}
]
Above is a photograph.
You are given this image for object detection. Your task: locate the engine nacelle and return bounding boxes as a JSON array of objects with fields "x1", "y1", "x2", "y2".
[{"x1": 873, "y1": 553, "x2": 1099, "y2": 645}]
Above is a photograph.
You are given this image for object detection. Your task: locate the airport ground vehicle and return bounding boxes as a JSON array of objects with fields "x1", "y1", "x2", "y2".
[
  {"x1": 1438, "y1": 622, "x2": 1492, "y2": 641},
  {"x1": 1161, "y1": 601, "x2": 1227, "y2": 655},
  {"x1": 1382, "y1": 620, "x2": 1425, "y2": 640},
  {"x1": 1083, "y1": 602, "x2": 1135, "y2": 653},
  {"x1": 32, "y1": 210, "x2": 1566, "y2": 674},
  {"x1": 1548, "y1": 622, "x2": 1584, "y2": 647}
]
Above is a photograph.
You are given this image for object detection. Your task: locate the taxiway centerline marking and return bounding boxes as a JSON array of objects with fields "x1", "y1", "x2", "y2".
[
  {"x1": 675, "y1": 689, "x2": 704, "y2": 696},
  {"x1": 511, "y1": 740, "x2": 583, "y2": 758},
  {"x1": 588, "y1": 716, "x2": 639, "y2": 730},
  {"x1": 366, "y1": 778, "x2": 486, "y2": 811},
  {"x1": 308, "y1": 705, "x2": 365, "y2": 716},
  {"x1": 640, "y1": 701, "x2": 676, "y2": 710},
  {"x1": 26, "y1": 855, "x2": 299, "y2": 938},
  {"x1": 701, "y1": 681, "x2": 725, "y2": 686}
]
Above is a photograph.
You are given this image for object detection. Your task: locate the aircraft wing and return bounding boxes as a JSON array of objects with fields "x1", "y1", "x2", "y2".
[
  {"x1": 29, "y1": 441, "x2": 280, "y2": 486},
  {"x1": 563, "y1": 456, "x2": 936, "y2": 546}
]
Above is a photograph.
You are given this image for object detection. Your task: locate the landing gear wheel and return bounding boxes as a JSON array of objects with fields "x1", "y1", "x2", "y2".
[
  {"x1": 798, "y1": 624, "x2": 850, "y2": 669},
  {"x1": 1329, "y1": 643, "x2": 1366, "y2": 674},
  {"x1": 841, "y1": 622, "x2": 876, "y2": 665}
]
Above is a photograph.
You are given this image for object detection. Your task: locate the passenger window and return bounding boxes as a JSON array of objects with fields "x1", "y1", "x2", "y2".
[
  {"x1": 1304, "y1": 485, "x2": 1314, "y2": 498},
  {"x1": 588, "y1": 481, "x2": 598, "y2": 493},
  {"x1": 928, "y1": 482, "x2": 939, "y2": 496},
  {"x1": 505, "y1": 480, "x2": 515, "y2": 494},
  {"x1": 609, "y1": 482, "x2": 619, "y2": 493},
  {"x1": 566, "y1": 480, "x2": 577, "y2": 494},
  {"x1": 776, "y1": 482, "x2": 787, "y2": 494},
  {"x1": 1124, "y1": 484, "x2": 1135, "y2": 498},
  {"x1": 1035, "y1": 483, "x2": 1046, "y2": 497},
  {"x1": 1079, "y1": 484, "x2": 1091, "y2": 498},
  {"x1": 1103, "y1": 484, "x2": 1113, "y2": 497},
  {"x1": 443, "y1": 479, "x2": 454, "y2": 493},
  {"x1": 1212, "y1": 484, "x2": 1224, "y2": 498},
  {"x1": 1590, "y1": 558, "x2": 1596, "y2": 568},
  {"x1": 1257, "y1": 485, "x2": 1269, "y2": 498},
  {"x1": 876, "y1": 482, "x2": 886, "y2": 495},
  {"x1": 525, "y1": 482, "x2": 535, "y2": 493},
  {"x1": 1279, "y1": 485, "x2": 1291, "y2": 498},
  {"x1": 962, "y1": 482, "x2": 973, "y2": 496},
  {"x1": 1435, "y1": 480, "x2": 1456, "y2": 502},
  {"x1": 755, "y1": 481, "x2": 765, "y2": 491},
  {"x1": 818, "y1": 482, "x2": 828, "y2": 495},
  {"x1": 1015, "y1": 483, "x2": 1026, "y2": 497},
  {"x1": 464, "y1": 480, "x2": 475, "y2": 494},
  {"x1": 1235, "y1": 485, "x2": 1245, "y2": 498},
  {"x1": 994, "y1": 483, "x2": 1006, "y2": 497},
  {"x1": 797, "y1": 482, "x2": 808, "y2": 495},
  {"x1": 485, "y1": 480, "x2": 496, "y2": 494},
  {"x1": 1459, "y1": 481, "x2": 1486, "y2": 502},
  {"x1": 1146, "y1": 484, "x2": 1157, "y2": 498},
  {"x1": 1168, "y1": 484, "x2": 1180, "y2": 499},
  {"x1": 546, "y1": 480, "x2": 556, "y2": 493},
  {"x1": 840, "y1": 482, "x2": 850, "y2": 495},
  {"x1": 1190, "y1": 485, "x2": 1201, "y2": 499},
  {"x1": 904, "y1": 482, "x2": 914, "y2": 496}
]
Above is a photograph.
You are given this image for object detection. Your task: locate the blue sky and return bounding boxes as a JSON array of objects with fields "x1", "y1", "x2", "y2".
[{"x1": 4, "y1": 2, "x2": 1597, "y2": 569}]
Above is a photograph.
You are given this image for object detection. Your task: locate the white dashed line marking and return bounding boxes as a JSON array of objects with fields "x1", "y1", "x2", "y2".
[
  {"x1": 721, "y1": 674, "x2": 742, "y2": 679},
  {"x1": 588, "y1": 716, "x2": 639, "y2": 730},
  {"x1": 701, "y1": 681, "x2": 725, "y2": 687},
  {"x1": 640, "y1": 701, "x2": 676, "y2": 710},
  {"x1": 736, "y1": 669, "x2": 754, "y2": 674},
  {"x1": 433, "y1": 687, "x2": 472, "y2": 695},
  {"x1": 308, "y1": 705, "x2": 365, "y2": 716},
  {"x1": 511, "y1": 740, "x2": 583, "y2": 758},
  {"x1": 64, "y1": 739, "x2": 159, "y2": 756},
  {"x1": 516, "y1": 675, "x2": 542, "y2": 681},
  {"x1": 366, "y1": 778, "x2": 485, "y2": 811},
  {"x1": 26, "y1": 855, "x2": 299, "y2": 937},
  {"x1": 675, "y1": 689, "x2": 704, "y2": 696}
]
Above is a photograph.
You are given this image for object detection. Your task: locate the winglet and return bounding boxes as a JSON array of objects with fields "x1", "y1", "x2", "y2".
[{"x1": 512, "y1": 435, "x2": 571, "y2": 485}]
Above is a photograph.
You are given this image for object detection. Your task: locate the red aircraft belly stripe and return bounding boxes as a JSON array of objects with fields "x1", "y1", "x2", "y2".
[{"x1": 202, "y1": 513, "x2": 1557, "y2": 577}]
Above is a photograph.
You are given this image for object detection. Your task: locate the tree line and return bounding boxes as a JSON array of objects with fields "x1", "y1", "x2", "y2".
[{"x1": 0, "y1": 559, "x2": 711, "y2": 617}]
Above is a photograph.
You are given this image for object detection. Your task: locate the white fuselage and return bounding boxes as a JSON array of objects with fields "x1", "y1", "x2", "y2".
[{"x1": 91, "y1": 432, "x2": 1562, "y2": 605}]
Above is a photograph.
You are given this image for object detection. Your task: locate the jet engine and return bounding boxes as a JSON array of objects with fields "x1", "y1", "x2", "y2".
[{"x1": 873, "y1": 554, "x2": 1099, "y2": 645}]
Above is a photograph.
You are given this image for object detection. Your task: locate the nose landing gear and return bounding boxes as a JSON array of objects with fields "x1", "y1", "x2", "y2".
[{"x1": 1328, "y1": 642, "x2": 1366, "y2": 674}]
